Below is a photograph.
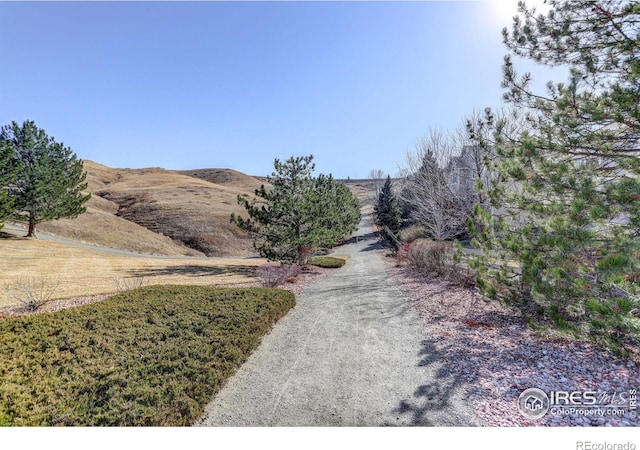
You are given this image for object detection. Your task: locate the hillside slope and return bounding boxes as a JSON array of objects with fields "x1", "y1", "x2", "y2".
[
  {"x1": 32, "y1": 161, "x2": 268, "y2": 257},
  {"x1": 82, "y1": 161, "x2": 267, "y2": 256},
  {"x1": 94, "y1": 166, "x2": 264, "y2": 257},
  {"x1": 37, "y1": 161, "x2": 203, "y2": 256},
  {"x1": 30, "y1": 160, "x2": 369, "y2": 258},
  {"x1": 177, "y1": 168, "x2": 264, "y2": 191}
]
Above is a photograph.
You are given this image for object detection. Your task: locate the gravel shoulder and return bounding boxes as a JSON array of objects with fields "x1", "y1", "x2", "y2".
[
  {"x1": 388, "y1": 266, "x2": 639, "y2": 427},
  {"x1": 196, "y1": 214, "x2": 484, "y2": 426}
]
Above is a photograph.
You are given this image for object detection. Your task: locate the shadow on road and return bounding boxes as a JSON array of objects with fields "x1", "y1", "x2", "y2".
[
  {"x1": 391, "y1": 338, "x2": 479, "y2": 426},
  {"x1": 342, "y1": 231, "x2": 379, "y2": 246},
  {"x1": 307, "y1": 266, "x2": 480, "y2": 426},
  {"x1": 127, "y1": 264, "x2": 256, "y2": 278},
  {"x1": 360, "y1": 240, "x2": 389, "y2": 252}
]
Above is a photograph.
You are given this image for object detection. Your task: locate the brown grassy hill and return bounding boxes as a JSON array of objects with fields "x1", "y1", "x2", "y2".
[
  {"x1": 32, "y1": 161, "x2": 268, "y2": 257},
  {"x1": 37, "y1": 161, "x2": 203, "y2": 256},
  {"x1": 177, "y1": 168, "x2": 265, "y2": 192},
  {"x1": 32, "y1": 161, "x2": 372, "y2": 258},
  {"x1": 88, "y1": 163, "x2": 266, "y2": 257},
  {"x1": 341, "y1": 179, "x2": 379, "y2": 207}
]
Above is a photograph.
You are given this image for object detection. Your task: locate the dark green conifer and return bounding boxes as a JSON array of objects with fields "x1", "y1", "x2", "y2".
[
  {"x1": 1, "y1": 120, "x2": 90, "y2": 237},
  {"x1": 374, "y1": 175, "x2": 403, "y2": 236},
  {"x1": 232, "y1": 155, "x2": 360, "y2": 266},
  {"x1": 469, "y1": 1, "x2": 640, "y2": 352},
  {"x1": 0, "y1": 140, "x2": 20, "y2": 230}
]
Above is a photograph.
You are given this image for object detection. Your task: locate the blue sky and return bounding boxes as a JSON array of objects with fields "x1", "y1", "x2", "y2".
[{"x1": 0, "y1": 1, "x2": 561, "y2": 179}]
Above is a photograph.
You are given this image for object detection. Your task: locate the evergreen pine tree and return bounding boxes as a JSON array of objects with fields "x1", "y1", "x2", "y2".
[
  {"x1": 313, "y1": 173, "x2": 361, "y2": 248},
  {"x1": 374, "y1": 175, "x2": 403, "y2": 236},
  {"x1": 0, "y1": 140, "x2": 20, "y2": 230},
  {"x1": 469, "y1": 1, "x2": 640, "y2": 351},
  {"x1": 1, "y1": 120, "x2": 90, "y2": 237},
  {"x1": 232, "y1": 155, "x2": 360, "y2": 266}
]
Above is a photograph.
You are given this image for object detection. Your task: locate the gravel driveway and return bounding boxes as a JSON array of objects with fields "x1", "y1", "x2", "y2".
[{"x1": 196, "y1": 214, "x2": 484, "y2": 426}]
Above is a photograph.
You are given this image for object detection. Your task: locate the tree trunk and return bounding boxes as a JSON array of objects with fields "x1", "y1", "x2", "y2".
[
  {"x1": 26, "y1": 219, "x2": 36, "y2": 238},
  {"x1": 297, "y1": 244, "x2": 313, "y2": 268},
  {"x1": 297, "y1": 246, "x2": 306, "y2": 268}
]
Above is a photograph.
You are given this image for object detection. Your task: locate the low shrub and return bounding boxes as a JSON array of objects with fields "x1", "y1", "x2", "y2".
[
  {"x1": 309, "y1": 256, "x2": 346, "y2": 269},
  {"x1": 256, "y1": 264, "x2": 301, "y2": 287},
  {"x1": 396, "y1": 242, "x2": 412, "y2": 266},
  {"x1": 400, "y1": 239, "x2": 475, "y2": 287},
  {"x1": 398, "y1": 225, "x2": 426, "y2": 244},
  {"x1": 4, "y1": 276, "x2": 60, "y2": 311},
  {"x1": 406, "y1": 239, "x2": 451, "y2": 277},
  {"x1": 0, "y1": 285, "x2": 295, "y2": 426},
  {"x1": 447, "y1": 259, "x2": 477, "y2": 288},
  {"x1": 112, "y1": 276, "x2": 146, "y2": 294}
]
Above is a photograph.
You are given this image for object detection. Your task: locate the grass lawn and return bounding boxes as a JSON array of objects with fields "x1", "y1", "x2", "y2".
[{"x1": 0, "y1": 285, "x2": 295, "y2": 426}]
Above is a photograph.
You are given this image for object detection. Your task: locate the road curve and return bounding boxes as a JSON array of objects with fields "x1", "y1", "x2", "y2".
[{"x1": 196, "y1": 214, "x2": 484, "y2": 426}]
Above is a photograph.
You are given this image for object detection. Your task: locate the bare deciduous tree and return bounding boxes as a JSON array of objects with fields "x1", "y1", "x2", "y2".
[
  {"x1": 368, "y1": 168, "x2": 386, "y2": 197},
  {"x1": 398, "y1": 129, "x2": 476, "y2": 240},
  {"x1": 398, "y1": 107, "x2": 526, "y2": 241}
]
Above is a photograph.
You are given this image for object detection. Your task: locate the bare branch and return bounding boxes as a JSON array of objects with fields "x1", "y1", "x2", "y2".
[{"x1": 5, "y1": 276, "x2": 60, "y2": 311}]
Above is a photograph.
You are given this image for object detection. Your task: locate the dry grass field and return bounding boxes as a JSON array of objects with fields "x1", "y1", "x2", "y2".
[
  {"x1": 0, "y1": 228, "x2": 266, "y2": 309},
  {"x1": 35, "y1": 162, "x2": 201, "y2": 256},
  {"x1": 344, "y1": 179, "x2": 378, "y2": 207}
]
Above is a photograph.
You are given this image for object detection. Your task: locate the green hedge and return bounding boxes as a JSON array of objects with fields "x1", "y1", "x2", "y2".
[
  {"x1": 309, "y1": 256, "x2": 346, "y2": 268},
  {"x1": 0, "y1": 285, "x2": 295, "y2": 426}
]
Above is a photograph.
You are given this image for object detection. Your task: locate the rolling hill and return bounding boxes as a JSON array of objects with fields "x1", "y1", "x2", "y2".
[
  {"x1": 29, "y1": 160, "x2": 375, "y2": 258},
  {"x1": 35, "y1": 161, "x2": 268, "y2": 257}
]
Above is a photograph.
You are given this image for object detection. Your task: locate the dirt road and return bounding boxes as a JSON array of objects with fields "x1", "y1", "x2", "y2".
[
  {"x1": 2, "y1": 222, "x2": 167, "y2": 258},
  {"x1": 196, "y1": 214, "x2": 484, "y2": 426}
]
